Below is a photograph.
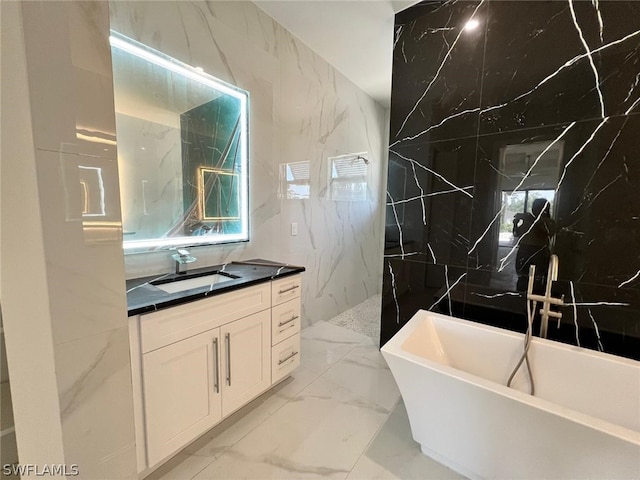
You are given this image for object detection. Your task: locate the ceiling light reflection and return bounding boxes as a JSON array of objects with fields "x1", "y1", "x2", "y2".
[{"x1": 464, "y1": 19, "x2": 480, "y2": 32}]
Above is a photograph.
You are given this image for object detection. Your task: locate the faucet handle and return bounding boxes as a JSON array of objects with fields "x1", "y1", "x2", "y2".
[
  {"x1": 556, "y1": 295, "x2": 565, "y2": 328},
  {"x1": 172, "y1": 252, "x2": 196, "y2": 263}
]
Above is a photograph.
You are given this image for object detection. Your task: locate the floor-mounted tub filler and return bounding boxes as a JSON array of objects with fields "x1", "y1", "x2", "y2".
[{"x1": 381, "y1": 310, "x2": 640, "y2": 479}]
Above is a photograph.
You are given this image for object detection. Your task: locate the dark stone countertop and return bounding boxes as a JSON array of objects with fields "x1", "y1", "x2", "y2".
[{"x1": 126, "y1": 259, "x2": 305, "y2": 317}]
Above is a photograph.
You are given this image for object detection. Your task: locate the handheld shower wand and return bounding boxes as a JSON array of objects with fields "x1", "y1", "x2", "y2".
[{"x1": 507, "y1": 264, "x2": 537, "y2": 395}]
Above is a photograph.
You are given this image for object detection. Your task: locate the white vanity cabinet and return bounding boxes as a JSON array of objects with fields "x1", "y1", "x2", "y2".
[
  {"x1": 270, "y1": 275, "x2": 302, "y2": 383},
  {"x1": 129, "y1": 274, "x2": 302, "y2": 475}
]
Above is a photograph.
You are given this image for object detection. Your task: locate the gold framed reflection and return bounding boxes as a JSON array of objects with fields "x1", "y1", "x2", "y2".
[{"x1": 197, "y1": 167, "x2": 240, "y2": 221}]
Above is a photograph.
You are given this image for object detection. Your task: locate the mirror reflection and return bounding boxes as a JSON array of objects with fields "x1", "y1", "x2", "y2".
[
  {"x1": 495, "y1": 141, "x2": 562, "y2": 291},
  {"x1": 78, "y1": 166, "x2": 106, "y2": 217},
  {"x1": 110, "y1": 32, "x2": 249, "y2": 251}
]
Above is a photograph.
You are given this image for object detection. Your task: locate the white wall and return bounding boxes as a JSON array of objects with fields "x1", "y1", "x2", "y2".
[
  {"x1": 1, "y1": 2, "x2": 136, "y2": 476},
  {"x1": 111, "y1": 1, "x2": 389, "y2": 326}
]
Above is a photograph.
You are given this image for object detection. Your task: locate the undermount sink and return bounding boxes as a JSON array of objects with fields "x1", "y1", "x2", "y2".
[{"x1": 152, "y1": 272, "x2": 237, "y2": 294}]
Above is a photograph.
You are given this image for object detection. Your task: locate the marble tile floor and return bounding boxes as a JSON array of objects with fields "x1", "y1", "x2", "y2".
[{"x1": 149, "y1": 320, "x2": 465, "y2": 480}]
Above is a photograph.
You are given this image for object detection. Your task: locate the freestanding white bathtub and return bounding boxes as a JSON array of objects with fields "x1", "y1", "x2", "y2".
[{"x1": 381, "y1": 310, "x2": 640, "y2": 479}]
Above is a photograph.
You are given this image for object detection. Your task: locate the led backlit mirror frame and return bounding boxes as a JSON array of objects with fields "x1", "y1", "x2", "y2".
[{"x1": 110, "y1": 32, "x2": 249, "y2": 252}]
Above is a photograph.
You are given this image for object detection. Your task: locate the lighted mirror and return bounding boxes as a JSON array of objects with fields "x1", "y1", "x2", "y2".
[{"x1": 110, "y1": 32, "x2": 249, "y2": 252}]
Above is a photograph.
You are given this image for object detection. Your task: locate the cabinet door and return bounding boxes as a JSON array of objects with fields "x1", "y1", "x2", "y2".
[
  {"x1": 142, "y1": 329, "x2": 222, "y2": 466},
  {"x1": 221, "y1": 310, "x2": 271, "y2": 416}
]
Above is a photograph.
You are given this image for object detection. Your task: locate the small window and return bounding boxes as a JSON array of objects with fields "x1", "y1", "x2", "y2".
[
  {"x1": 329, "y1": 153, "x2": 369, "y2": 201},
  {"x1": 279, "y1": 161, "x2": 310, "y2": 199}
]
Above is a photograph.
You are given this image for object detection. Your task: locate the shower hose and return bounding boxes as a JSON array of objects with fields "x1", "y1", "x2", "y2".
[{"x1": 507, "y1": 265, "x2": 536, "y2": 395}]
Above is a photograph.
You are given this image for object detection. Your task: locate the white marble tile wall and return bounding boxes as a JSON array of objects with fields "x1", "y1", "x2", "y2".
[
  {"x1": 111, "y1": 1, "x2": 388, "y2": 326},
  {"x1": 1, "y1": 1, "x2": 66, "y2": 466},
  {"x1": 55, "y1": 326, "x2": 137, "y2": 477},
  {"x1": 2, "y1": 1, "x2": 136, "y2": 476}
]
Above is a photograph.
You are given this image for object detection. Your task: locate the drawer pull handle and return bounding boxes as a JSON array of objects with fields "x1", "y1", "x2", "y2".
[
  {"x1": 212, "y1": 337, "x2": 220, "y2": 393},
  {"x1": 278, "y1": 315, "x2": 299, "y2": 327},
  {"x1": 279, "y1": 323, "x2": 296, "y2": 333},
  {"x1": 278, "y1": 285, "x2": 299, "y2": 294},
  {"x1": 225, "y1": 333, "x2": 231, "y2": 386},
  {"x1": 278, "y1": 351, "x2": 299, "y2": 366}
]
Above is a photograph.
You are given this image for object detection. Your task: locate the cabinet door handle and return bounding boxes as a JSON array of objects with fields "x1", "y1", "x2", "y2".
[
  {"x1": 278, "y1": 285, "x2": 299, "y2": 294},
  {"x1": 225, "y1": 333, "x2": 231, "y2": 386},
  {"x1": 278, "y1": 315, "x2": 299, "y2": 327},
  {"x1": 278, "y1": 351, "x2": 299, "y2": 366},
  {"x1": 212, "y1": 337, "x2": 220, "y2": 393}
]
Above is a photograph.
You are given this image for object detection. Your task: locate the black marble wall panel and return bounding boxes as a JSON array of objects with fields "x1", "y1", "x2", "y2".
[
  {"x1": 390, "y1": 0, "x2": 485, "y2": 144},
  {"x1": 381, "y1": 259, "x2": 468, "y2": 344},
  {"x1": 386, "y1": 137, "x2": 476, "y2": 267},
  {"x1": 480, "y1": 0, "x2": 640, "y2": 134},
  {"x1": 382, "y1": 0, "x2": 640, "y2": 360}
]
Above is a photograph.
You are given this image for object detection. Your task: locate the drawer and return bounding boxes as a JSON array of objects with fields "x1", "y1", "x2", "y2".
[
  {"x1": 271, "y1": 275, "x2": 301, "y2": 306},
  {"x1": 271, "y1": 334, "x2": 300, "y2": 384},
  {"x1": 271, "y1": 298, "x2": 301, "y2": 346},
  {"x1": 140, "y1": 283, "x2": 271, "y2": 353}
]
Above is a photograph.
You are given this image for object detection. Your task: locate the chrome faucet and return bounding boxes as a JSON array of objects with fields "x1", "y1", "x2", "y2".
[
  {"x1": 526, "y1": 254, "x2": 564, "y2": 338},
  {"x1": 171, "y1": 248, "x2": 197, "y2": 274}
]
